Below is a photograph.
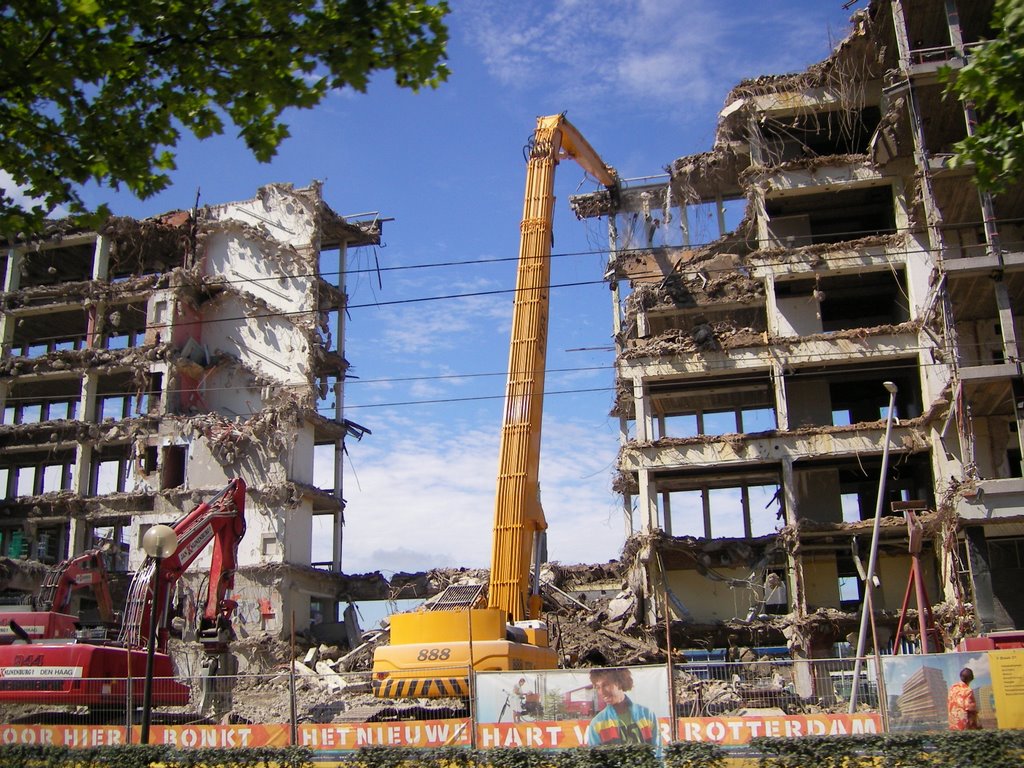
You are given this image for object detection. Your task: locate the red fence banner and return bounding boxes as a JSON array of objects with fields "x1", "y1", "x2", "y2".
[
  {"x1": 677, "y1": 714, "x2": 882, "y2": 745},
  {"x1": 298, "y1": 719, "x2": 471, "y2": 750}
]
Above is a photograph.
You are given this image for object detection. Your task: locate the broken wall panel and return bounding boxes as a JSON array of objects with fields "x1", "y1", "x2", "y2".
[
  {"x1": 572, "y1": 0, "x2": 1024, "y2": 650},
  {"x1": 0, "y1": 183, "x2": 383, "y2": 645}
]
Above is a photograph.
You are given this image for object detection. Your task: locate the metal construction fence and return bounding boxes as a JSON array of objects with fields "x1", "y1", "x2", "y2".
[
  {"x1": 0, "y1": 656, "x2": 883, "y2": 737},
  {"x1": 1, "y1": 648, "x2": 1022, "y2": 754}
]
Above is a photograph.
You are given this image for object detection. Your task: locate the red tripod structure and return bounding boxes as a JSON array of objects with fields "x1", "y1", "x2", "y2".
[{"x1": 891, "y1": 503, "x2": 940, "y2": 654}]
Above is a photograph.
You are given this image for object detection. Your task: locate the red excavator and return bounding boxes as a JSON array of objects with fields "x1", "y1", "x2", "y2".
[
  {"x1": 0, "y1": 478, "x2": 246, "y2": 710},
  {"x1": 0, "y1": 548, "x2": 117, "y2": 645}
]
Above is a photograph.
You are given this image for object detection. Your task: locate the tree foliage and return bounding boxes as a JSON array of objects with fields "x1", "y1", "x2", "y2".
[
  {"x1": 946, "y1": 0, "x2": 1024, "y2": 192},
  {"x1": 0, "y1": 0, "x2": 450, "y2": 236}
]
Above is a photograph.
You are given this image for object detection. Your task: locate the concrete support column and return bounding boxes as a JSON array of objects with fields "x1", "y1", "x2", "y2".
[
  {"x1": 995, "y1": 281, "x2": 1019, "y2": 368},
  {"x1": 781, "y1": 459, "x2": 805, "y2": 618},
  {"x1": 607, "y1": 214, "x2": 623, "y2": 340},
  {"x1": 633, "y1": 377, "x2": 651, "y2": 443},
  {"x1": 1, "y1": 249, "x2": 20, "y2": 358},
  {"x1": 0, "y1": 380, "x2": 9, "y2": 423},
  {"x1": 92, "y1": 235, "x2": 110, "y2": 281},
  {"x1": 73, "y1": 372, "x2": 99, "y2": 497},
  {"x1": 638, "y1": 467, "x2": 658, "y2": 532},
  {"x1": 0, "y1": 312, "x2": 12, "y2": 359},
  {"x1": 891, "y1": 0, "x2": 912, "y2": 63},
  {"x1": 618, "y1": 414, "x2": 633, "y2": 537},
  {"x1": 772, "y1": 363, "x2": 789, "y2": 432},
  {"x1": 752, "y1": 185, "x2": 770, "y2": 250},
  {"x1": 945, "y1": 0, "x2": 964, "y2": 54},
  {"x1": 80, "y1": 370, "x2": 98, "y2": 423},
  {"x1": 332, "y1": 242, "x2": 349, "y2": 573},
  {"x1": 661, "y1": 491, "x2": 672, "y2": 537},
  {"x1": 73, "y1": 443, "x2": 93, "y2": 497},
  {"x1": 3, "y1": 248, "x2": 21, "y2": 292},
  {"x1": 66, "y1": 518, "x2": 88, "y2": 559}
]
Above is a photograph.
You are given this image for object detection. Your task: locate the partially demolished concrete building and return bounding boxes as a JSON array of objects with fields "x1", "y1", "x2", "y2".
[
  {"x1": 572, "y1": 0, "x2": 1021, "y2": 658},
  {"x1": 0, "y1": 183, "x2": 381, "y2": 641}
]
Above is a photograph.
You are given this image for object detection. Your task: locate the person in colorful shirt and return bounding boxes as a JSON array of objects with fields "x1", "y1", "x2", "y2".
[
  {"x1": 584, "y1": 668, "x2": 662, "y2": 747},
  {"x1": 947, "y1": 667, "x2": 980, "y2": 730}
]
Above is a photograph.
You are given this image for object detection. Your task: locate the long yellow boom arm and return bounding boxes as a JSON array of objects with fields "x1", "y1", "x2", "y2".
[{"x1": 487, "y1": 115, "x2": 616, "y2": 624}]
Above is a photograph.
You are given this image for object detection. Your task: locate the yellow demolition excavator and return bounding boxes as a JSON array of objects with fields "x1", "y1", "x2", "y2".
[{"x1": 371, "y1": 115, "x2": 617, "y2": 701}]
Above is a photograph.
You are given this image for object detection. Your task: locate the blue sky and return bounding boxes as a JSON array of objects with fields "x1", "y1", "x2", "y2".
[{"x1": 69, "y1": 1, "x2": 865, "y2": 575}]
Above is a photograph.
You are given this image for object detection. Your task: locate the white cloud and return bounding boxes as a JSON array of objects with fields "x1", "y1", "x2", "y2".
[
  {"x1": 337, "y1": 412, "x2": 621, "y2": 574},
  {"x1": 459, "y1": 0, "x2": 852, "y2": 119}
]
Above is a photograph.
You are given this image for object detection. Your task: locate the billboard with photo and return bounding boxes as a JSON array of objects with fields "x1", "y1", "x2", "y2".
[
  {"x1": 881, "y1": 648, "x2": 1024, "y2": 732},
  {"x1": 473, "y1": 666, "x2": 671, "y2": 749}
]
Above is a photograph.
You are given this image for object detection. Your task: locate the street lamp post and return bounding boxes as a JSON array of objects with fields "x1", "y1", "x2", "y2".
[
  {"x1": 140, "y1": 524, "x2": 179, "y2": 745},
  {"x1": 849, "y1": 381, "x2": 898, "y2": 713}
]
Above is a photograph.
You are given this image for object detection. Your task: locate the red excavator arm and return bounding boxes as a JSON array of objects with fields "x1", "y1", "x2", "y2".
[
  {"x1": 118, "y1": 478, "x2": 247, "y2": 654},
  {"x1": 37, "y1": 549, "x2": 116, "y2": 625}
]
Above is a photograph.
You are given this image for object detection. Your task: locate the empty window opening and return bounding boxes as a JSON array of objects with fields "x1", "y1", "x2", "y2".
[
  {"x1": 315, "y1": 376, "x2": 341, "y2": 420},
  {"x1": 261, "y1": 532, "x2": 280, "y2": 557},
  {"x1": 313, "y1": 443, "x2": 337, "y2": 493},
  {"x1": 96, "y1": 371, "x2": 139, "y2": 422},
  {"x1": 667, "y1": 480, "x2": 783, "y2": 539},
  {"x1": 704, "y1": 411, "x2": 739, "y2": 436},
  {"x1": 665, "y1": 490, "x2": 704, "y2": 538},
  {"x1": 144, "y1": 372, "x2": 163, "y2": 413},
  {"x1": 676, "y1": 196, "x2": 748, "y2": 246},
  {"x1": 748, "y1": 485, "x2": 783, "y2": 535},
  {"x1": 786, "y1": 361, "x2": 920, "y2": 430},
  {"x1": 41, "y1": 464, "x2": 68, "y2": 492},
  {"x1": 34, "y1": 526, "x2": 64, "y2": 565},
  {"x1": 102, "y1": 302, "x2": 148, "y2": 350},
  {"x1": 650, "y1": 377, "x2": 775, "y2": 439},
  {"x1": 708, "y1": 487, "x2": 744, "y2": 538},
  {"x1": 989, "y1": 538, "x2": 1024, "y2": 570},
  {"x1": 46, "y1": 401, "x2": 74, "y2": 420},
  {"x1": 161, "y1": 445, "x2": 186, "y2": 489},
  {"x1": 763, "y1": 569, "x2": 788, "y2": 615},
  {"x1": 758, "y1": 106, "x2": 881, "y2": 164},
  {"x1": 662, "y1": 414, "x2": 699, "y2": 438},
  {"x1": 0, "y1": 527, "x2": 28, "y2": 558},
  {"x1": 318, "y1": 310, "x2": 339, "y2": 353},
  {"x1": 98, "y1": 395, "x2": 131, "y2": 421},
  {"x1": 841, "y1": 493, "x2": 863, "y2": 523},
  {"x1": 18, "y1": 241, "x2": 95, "y2": 287},
  {"x1": 311, "y1": 513, "x2": 336, "y2": 568},
  {"x1": 15, "y1": 466, "x2": 36, "y2": 497},
  {"x1": 1, "y1": 450, "x2": 75, "y2": 499},
  {"x1": 740, "y1": 408, "x2": 776, "y2": 432},
  {"x1": 92, "y1": 448, "x2": 131, "y2": 495},
  {"x1": 1008, "y1": 448, "x2": 1023, "y2": 479},
  {"x1": 3, "y1": 377, "x2": 82, "y2": 425},
  {"x1": 309, "y1": 596, "x2": 338, "y2": 627},
  {"x1": 765, "y1": 184, "x2": 896, "y2": 246},
  {"x1": 89, "y1": 522, "x2": 130, "y2": 571},
  {"x1": 819, "y1": 271, "x2": 910, "y2": 331},
  {"x1": 10, "y1": 309, "x2": 90, "y2": 357},
  {"x1": 143, "y1": 445, "x2": 158, "y2": 474},
  {"x1": 834, "y1": 457, "x2": 935, "y2": 519},
  {"x1": 108, "y1": 227, "x2": 185, "y2": 279},
  {"x1": 836, "y1": 554, "x2": 862, "y2": 612}
]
